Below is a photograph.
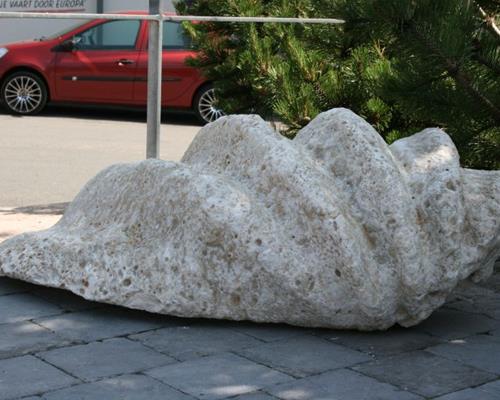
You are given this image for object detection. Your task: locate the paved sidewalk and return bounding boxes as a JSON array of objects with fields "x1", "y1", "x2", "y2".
[
  {"x1": 0, "y1": 108, "x2": 200, "y2": 207},
  {"x1": 0, "y1": 210, "x2": 499, "y2": 399},
  {"x1": 0, "y1": 204, "x2": 65, "y2": 243}
]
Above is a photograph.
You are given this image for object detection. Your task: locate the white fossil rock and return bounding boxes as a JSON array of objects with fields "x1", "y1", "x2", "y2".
[{"x1": 0, "y1": 109, "x2": 498, "y2": 330}]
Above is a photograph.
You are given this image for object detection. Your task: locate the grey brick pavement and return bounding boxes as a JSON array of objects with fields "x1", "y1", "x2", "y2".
[
  {"x1": 235, "y1": 335, "x2": 370, "y2": 378},
  {"x1": 130, "y1": 324, "x2": 264, "y2": 361},
  {"x1": 146, "y1": 353, "x2": 292, "y2": 399},
  {"x1": 352, "y1": 350, "x2": 496, "y2": 398},
  {"x1": 0, "y1": 293, "x2": 63, "y2": 324},
  {"x1": 434, "y1": 380, "x2": 500, "y2": 400},
  {"x1": 0, "y1": 261, "x2": 498, "y2": 400},
  {"x1": 38, "y1": 338, "x2": 176, "y2": 382},
  {"x1": 41, "y1": 374, "x2": 192, "y2": 400},
  {"x1": 267, "y1": 368, "x2": 424, "y2": 400}
]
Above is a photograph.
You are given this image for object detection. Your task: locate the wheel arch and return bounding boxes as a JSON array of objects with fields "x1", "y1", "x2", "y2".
[{"x1": 191, "y1": 81, "x2": 214, "y2": 109}]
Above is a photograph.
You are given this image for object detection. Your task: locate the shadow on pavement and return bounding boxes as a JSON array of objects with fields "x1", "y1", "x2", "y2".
[
  {"x1": 0, "y1": 203, "x2": 68, "y2": 216},
  {"x1": 0, "y1": 231, "x2": 14, "y2": 240},
  {"x1": 0, "y1": 104, "x2": 201, "y2": 126}
]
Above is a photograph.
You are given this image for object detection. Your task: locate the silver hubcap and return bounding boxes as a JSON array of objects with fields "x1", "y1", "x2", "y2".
[
  {"x1": 4, "y1": 76, "x2": 43, "y2": 114},
  {"x1": 198, "y1": 88, "x2": 224, "y2": 123}
]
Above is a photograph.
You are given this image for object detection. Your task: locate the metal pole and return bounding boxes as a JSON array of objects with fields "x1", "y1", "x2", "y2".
[
  {"x1": 164, "y1": 15, "x2": 345, "y2": 24},
  {"x1": 0, "y1": 12, "x2": 343, "y2": 24},
  {"x1": 146, "y1": 0, "x2": 163, "y2": 159},
  {"x1": 96, "y1": 0, "x2": 104, "y2": 14}
]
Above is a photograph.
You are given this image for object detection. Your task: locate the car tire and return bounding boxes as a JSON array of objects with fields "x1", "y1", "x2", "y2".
[
  {"x1": 1, "y1": 71, "x2": 48, "y2": 115},
  {"x1": 193, "y1": 84, "x2": 225, "y2": 124}
]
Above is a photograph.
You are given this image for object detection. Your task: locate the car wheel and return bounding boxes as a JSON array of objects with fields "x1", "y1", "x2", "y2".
[
  {"x1": 193, "y1": 85, "x2": 225, "y2": 124},
  {"x1": 1, "y1": 71, "x2": 48, "y2": 115}
]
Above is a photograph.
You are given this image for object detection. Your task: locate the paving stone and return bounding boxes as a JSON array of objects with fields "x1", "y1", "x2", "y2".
[
  {"x1": 31, "y1": 286, "x2": 102, "y2": 312},
  {"x1": 38, "y1": 338, "x2": 175, "y2": 382},
  {"x1": 435, "y1": 391, "x2": 498, "y2": 400},
  {"x1": 267, "y1": 368, "x2": 423, "y2": 400},
  {"x1": 491, "y1": 315, "x2": 500, "y2": 330},
  {"x1": 434, "y1": 380, "x2": 500, "y2": 400},
  {"x1": 445, "y1": 293, "x2": 500, "y2": 314},
  {"x1": 490, "y1": 309, "x2": 500, "y2": 321},
  {"x1": 481, "y1": 271, "x2": 500, "y2": 292},
  {"x1": 131, "y1": 324, "x2": 263, "y2": 361},
  {"x1": 445, "y1": 280, "x2": 500, "y2": 321},
  {"x1": 41, "y1": 374, "x2": 191, "y2": 400},
  {"x1": 236, "y1": 335, "x2": 370, "y2": 378},
  {"x1": 353, "y1": 350, "x2": 496, "y2": 398},
  {"x1": 415, "y1": 308, "x2": 498, "y2": 339},
  {"x1": 448, "y1": 280, "x2": 499, "y2": 302},
  {"x1": 35, "y1": 308, "x2": 171, "y2": 342},
  {"x1": 446, "y1": 299, "x2": 500, "y2": 321},
  {"x1": 0, "y1": 355, "x2": 78, "y2": 399},
  {"x1": 0, "y1": 277, "x2": 32, "y2": 296},
  {"x1": 0, "y1": 293, "x2": 63, "y2": 324},
  {"x1": 433, "y1": 386, "x2": 500, "y2": 399},
  {"x1": 314, "y1": 326, "x2": 443, "y2": 356},
  {"x1": 229, "y1": 322, "x2": 309, "y2": 343},
  {"x1": 481, "y1": 380, "x2": 500, "y2": 395},
  {"x1": 427, "y1": 334, "x2": 500, "y2": 374},
  {"x1": 0, "y1": 321, "x2": 69, "y2": 360},
  {"x1": 146, "y1": 353, "x2": 293, "y2": 400},
  {"x1": 470, "y1": 264, "x2": 500, "y2": 294},
  {"x1": 232, "y1": 393, "x2": 277, "y2": 400}
]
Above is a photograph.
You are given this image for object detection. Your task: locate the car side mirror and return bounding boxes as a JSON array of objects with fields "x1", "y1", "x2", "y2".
[
  {"x1": 72, "y1": 36, "x2": 82, "y2": 46},
  {"x1": 55, "y1": 36, "x2": 81, "y2": 52}
]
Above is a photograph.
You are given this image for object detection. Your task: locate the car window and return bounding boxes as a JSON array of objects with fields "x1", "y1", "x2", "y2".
[
  {"x1": 163, "y1": 22, "x2": 192, "y2": 50},
  {"x1": 75, "y1": 20, "x2": 141, "y2": 50}
]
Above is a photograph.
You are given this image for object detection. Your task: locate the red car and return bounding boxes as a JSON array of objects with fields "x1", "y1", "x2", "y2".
[{"x1": 0, "y1": 12, "x2": 223, "y2": 123}]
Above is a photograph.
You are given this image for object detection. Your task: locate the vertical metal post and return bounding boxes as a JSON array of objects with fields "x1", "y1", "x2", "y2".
[
  {"x1": 96, "y1": 0, "x2": 104, "y2": 44},
  {"x1": 146, "y1": 0, "x2": 163, "y2": 159}
]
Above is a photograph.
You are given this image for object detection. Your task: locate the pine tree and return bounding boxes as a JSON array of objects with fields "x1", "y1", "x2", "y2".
[
  {"x1": 176, "y1": 0, "x2": 499, "y2": 169},
  {"x1": 329, "y1": 0, "x2": 500, "y2": 168}
]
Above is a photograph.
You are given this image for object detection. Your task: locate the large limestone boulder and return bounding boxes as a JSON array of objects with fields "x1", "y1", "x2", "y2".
[{"x1": 0, "y1": 109, "x2": 498, "y2": 330}]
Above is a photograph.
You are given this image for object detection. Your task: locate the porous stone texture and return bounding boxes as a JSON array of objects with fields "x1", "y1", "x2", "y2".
[{"x1": 0, "y1": 109, "x2": 498, "y2": 330}]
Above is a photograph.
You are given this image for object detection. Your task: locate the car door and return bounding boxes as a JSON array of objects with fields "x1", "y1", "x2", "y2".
[
  {"x1": 134, "y1": 21, "x2": 198, "y2": 107},
  {"x1": 53, "y1": 19, "x2": 142, "y2": 104}
]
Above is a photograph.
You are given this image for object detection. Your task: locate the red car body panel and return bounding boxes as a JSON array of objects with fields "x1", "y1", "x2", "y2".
[
  {"x1": 0, "y1": 40, "x2": 57, "y2": 86},
  {"x1": 0, "y1": 12, "x2": 208, "y2": 110},
  {"x1": 54, "y1": 48, "x2": 140, "y2": 103}
]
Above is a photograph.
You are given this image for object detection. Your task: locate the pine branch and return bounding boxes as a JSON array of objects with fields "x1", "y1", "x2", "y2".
[
  {"x1": 409, "y1": 22, "x2": 500, "y2": 123},
  {"x1": 407, "y1": 75, "x2": 449, "y2": 92},
  {"x1": 473, "y1": 51, "x2": 500, "y2": 75}
]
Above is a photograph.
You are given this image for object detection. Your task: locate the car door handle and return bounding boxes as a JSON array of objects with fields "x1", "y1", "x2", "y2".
[{"x1": 116, "y1": 59, "x2": 135, "y2": 66}]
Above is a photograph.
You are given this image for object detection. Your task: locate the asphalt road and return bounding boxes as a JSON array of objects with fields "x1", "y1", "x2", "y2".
[{"x1": 0, "y1": 106, "x2": 202, "y2": 207}]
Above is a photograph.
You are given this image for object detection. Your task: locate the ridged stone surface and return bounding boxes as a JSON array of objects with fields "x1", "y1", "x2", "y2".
[{"x1": 0, "y1": 109, "x2": 498, "y2": 330}]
